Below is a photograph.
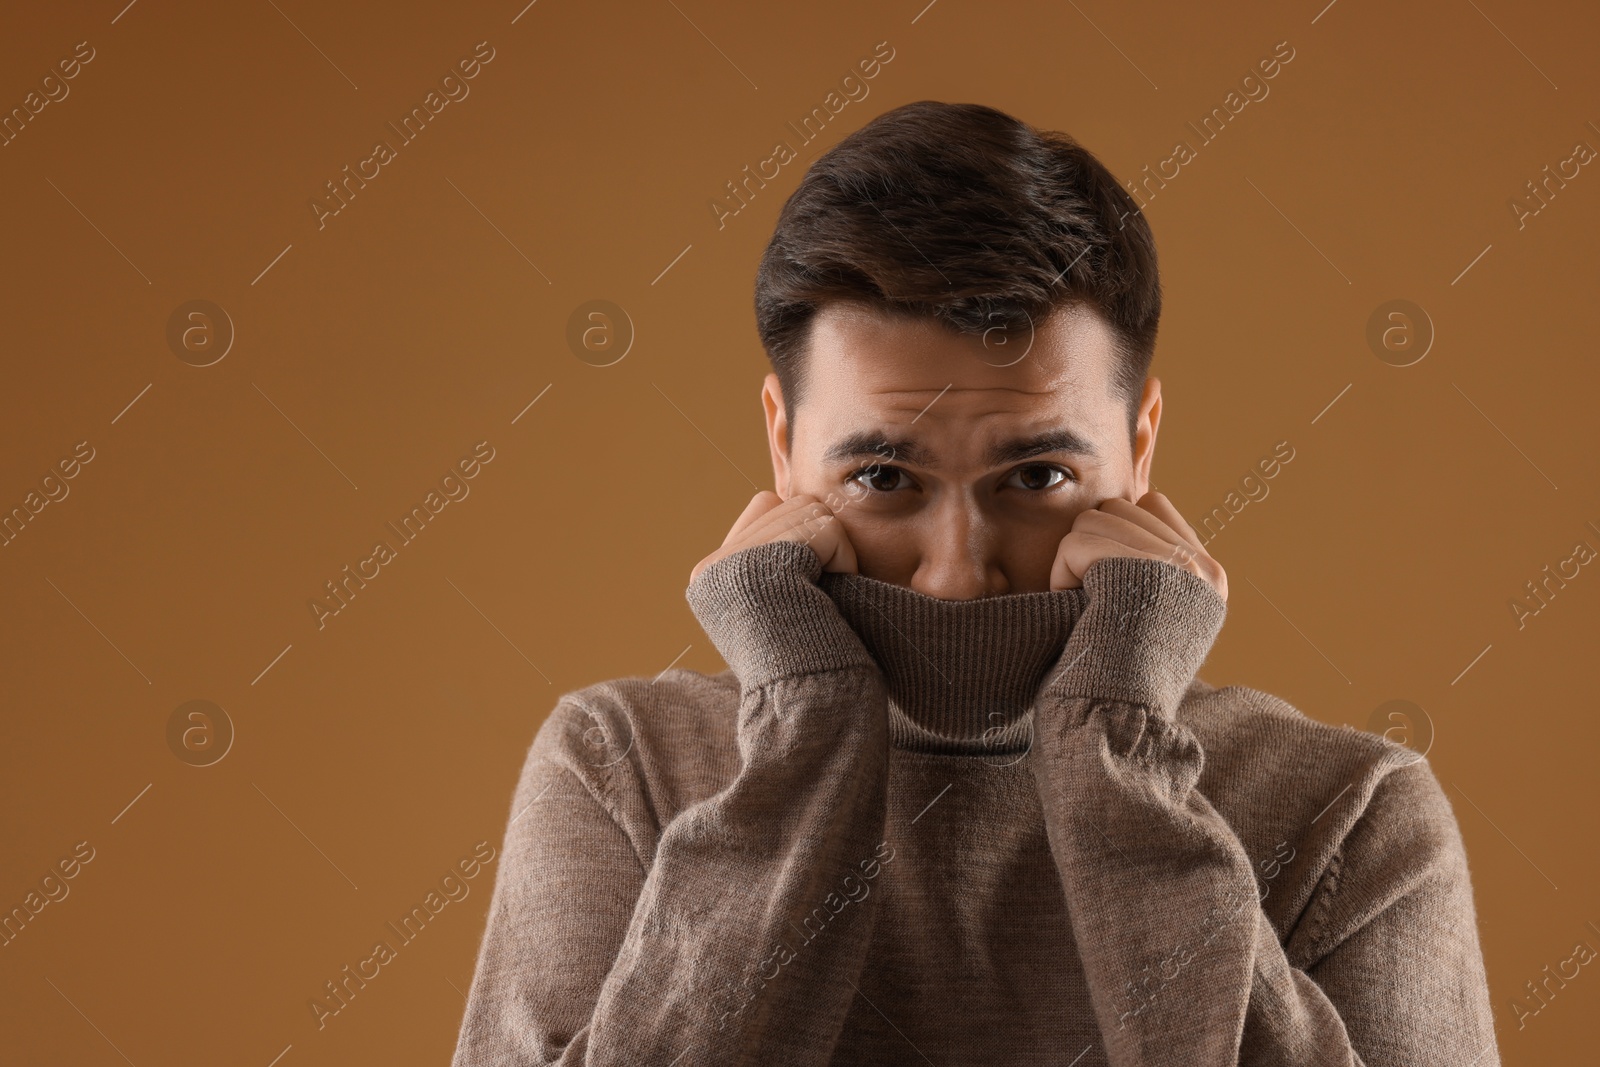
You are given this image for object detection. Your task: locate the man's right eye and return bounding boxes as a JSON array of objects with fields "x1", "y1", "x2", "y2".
[{"x1": 847, "y1": 464, "x2": 912, "y2": 494}]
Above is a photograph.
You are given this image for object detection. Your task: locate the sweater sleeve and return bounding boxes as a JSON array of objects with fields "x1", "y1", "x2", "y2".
[
  {"x1": 1026, "y1": 555, "x2": 1500, "y2": 1066},
  {"x1": 451, "y1": 539, "x2": 893, "y2": 1066}
]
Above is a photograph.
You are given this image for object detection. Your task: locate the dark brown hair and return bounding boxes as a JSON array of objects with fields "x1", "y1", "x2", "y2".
[{"x1": 755, "y1": 100, "x2": 1161, "y2": 451}]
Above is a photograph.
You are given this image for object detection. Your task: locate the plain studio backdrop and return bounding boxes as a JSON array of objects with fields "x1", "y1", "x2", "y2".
[{"x1": 0, "y1": 0, "x2": 1595, "y2": 1063}]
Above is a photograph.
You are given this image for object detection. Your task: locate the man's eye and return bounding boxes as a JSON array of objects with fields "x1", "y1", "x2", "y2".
[
  {"x1": 1004, "y1": 464, "x2": 1073, "y2": 491},
  {"x1": 847, "y1": 464, "x2": 911, "y2": 494},
  {"x1": 847, "y1": 463, "x2": 1074, "y2": 495}
]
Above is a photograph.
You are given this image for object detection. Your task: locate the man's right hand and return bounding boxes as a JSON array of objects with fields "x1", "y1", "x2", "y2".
[{"x1": 689, "y1": 491, "x2": 859, "y2": 585}]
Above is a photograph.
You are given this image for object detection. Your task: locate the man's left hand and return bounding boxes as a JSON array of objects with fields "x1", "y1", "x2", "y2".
[{"x1": 1048, "y1": 491, "x2": 1228, "y2": 602}]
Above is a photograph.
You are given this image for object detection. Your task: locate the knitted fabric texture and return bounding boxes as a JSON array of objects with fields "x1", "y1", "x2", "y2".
[{"x1": 451, "y1": 539, "x2": 1499, "y2": 1066}]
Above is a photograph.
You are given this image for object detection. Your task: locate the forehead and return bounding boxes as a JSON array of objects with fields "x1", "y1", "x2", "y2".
[{"x1": 799, "y1": 301, "x2": 1123, "y2": 452}]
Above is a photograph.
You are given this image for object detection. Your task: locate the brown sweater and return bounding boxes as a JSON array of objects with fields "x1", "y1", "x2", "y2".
[{"x1": 451, "y1": 539, "x2": 1499, "y2": 1065}]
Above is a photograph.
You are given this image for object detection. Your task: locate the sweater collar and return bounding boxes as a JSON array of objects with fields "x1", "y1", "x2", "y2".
[{"x1": 816, "y1": 570, "x2": 1089, "y2": 756}]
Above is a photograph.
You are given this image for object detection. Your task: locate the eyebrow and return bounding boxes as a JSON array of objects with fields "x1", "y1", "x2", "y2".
[{"x1": 822, "y1": 427, "x2": 1101, "y2": 470}]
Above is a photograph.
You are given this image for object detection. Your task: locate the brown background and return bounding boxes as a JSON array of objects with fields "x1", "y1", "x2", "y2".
[{"x1": 2, "y1": 0, "x2": 1595, "y2": 1063}]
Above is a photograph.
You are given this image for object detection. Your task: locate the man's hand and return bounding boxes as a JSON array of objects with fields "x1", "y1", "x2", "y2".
[
  {"x1": 689, "y1": 491, "x2": 860, "y2": 585},
  {"x1": 1048, "y1": 491, "x2": 1227, "y2": 602}
]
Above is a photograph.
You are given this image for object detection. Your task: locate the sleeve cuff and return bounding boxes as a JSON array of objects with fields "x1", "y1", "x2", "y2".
[
  {"x1": 1039, "y1": 555, "x2": 1228, "y2": 718},
  {"x1": 684, "y1": 539, "x2": 877, "y2": 691}
]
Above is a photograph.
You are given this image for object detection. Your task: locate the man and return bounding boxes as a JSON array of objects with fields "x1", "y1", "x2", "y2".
[{"x1": 452, "y1": 101, "x2": 1498, "y2": 1065}]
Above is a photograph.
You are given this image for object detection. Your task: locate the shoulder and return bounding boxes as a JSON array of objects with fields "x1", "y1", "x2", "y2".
[
  {"x1": 533, "y1": 667, "x2": 740, "y2": 768},
  {"x1": 521, "y1": 667, "x2": 742, "y2": 850},
  {"x1": 1175, "y1": 678, "x2": 1470, "y2": 942},
  {"x1": 1177, "y1": 676, "x2": 1428, "y2": 804}
]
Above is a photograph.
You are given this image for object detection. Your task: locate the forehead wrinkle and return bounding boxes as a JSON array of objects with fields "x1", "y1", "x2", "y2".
[{"x1": 865, "y1": 383, "x2": 1057, "y2": 397}]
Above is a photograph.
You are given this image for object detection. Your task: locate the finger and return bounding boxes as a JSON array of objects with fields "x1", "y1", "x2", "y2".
[
  {"x1": 1075, "y1": 503, "x2": 1221, "y2": 591},
  {"x1": 753, "y1": 498, "x2": 856, "y2": 572},
  {"x1": 1051, "y1": 530, "x2": 1170, "y2": 591},
  {"x1": 736, "y1": 493, "x2": 829, "y2": 547},
  {"x1": 1060, "y1": 530, "x2": 1172, "y2": 567},
  {"x1": 723, "y1": 490, "x2": 783, "y2": 547},
  {"x1": 1049, "y1": 531, "x2": 1164, "y2": 591},
  {"x1": 814, "y1": 514, "x2": 860, "y2": 574},
  {"x1": 1070, "y1": 506, "x2": 1180, "y2": 558},
  {"x1": 1135, "y1": 491, "x2": 1207, "y2": 556},
  {"x1": 1049, "y1": 547, "x2": 1083, "y2": 591},
  {"x1": 1096, "y1": 496, "x2": 1186, "y2": 549}
]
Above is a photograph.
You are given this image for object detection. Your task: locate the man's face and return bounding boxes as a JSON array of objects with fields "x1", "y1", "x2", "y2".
[{"x1": 763, "y1": 300, "x2": 1162, "y2": 599}]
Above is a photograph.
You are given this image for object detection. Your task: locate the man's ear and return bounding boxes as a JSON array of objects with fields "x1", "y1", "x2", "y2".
[
  {"x1": 1132, "y1": 376, "x2": 1162, "y2": 499},
  {"x1": 762, "y1": 373, "x2": 792, "y2": 500}
]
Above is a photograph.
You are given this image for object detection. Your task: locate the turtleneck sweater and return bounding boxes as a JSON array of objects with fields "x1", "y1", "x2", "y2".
[{"x1": 451, "y1": 539, "x2": 1499, "y2": 1066}]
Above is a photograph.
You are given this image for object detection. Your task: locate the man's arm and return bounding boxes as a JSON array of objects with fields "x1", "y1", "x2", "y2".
[
  {"x1": 452, "y1": 538, "x2": 892, "y2": 1066},
  {"x1": 1027, "y1": 554, "x2": 1499, "y2": 1066}
]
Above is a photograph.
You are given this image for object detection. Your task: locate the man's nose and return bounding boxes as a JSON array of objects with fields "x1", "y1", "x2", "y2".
[{"x1": 909, "y1": 502, "x2": 1005, "y2": 601}]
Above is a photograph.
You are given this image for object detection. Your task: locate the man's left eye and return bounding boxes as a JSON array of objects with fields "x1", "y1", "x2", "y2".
[{"x1": 1005, "y1": 464, "x2": 1073, "y2": 491}]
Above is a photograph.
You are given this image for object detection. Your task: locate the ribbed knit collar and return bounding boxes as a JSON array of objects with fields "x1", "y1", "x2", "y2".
[{"x1": 815, "y1": 570, "x2": 1090, "y2": 756}]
